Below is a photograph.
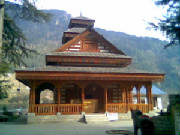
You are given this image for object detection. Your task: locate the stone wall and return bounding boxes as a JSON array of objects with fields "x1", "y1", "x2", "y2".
[
  {"x1": 169, "y1": 95, "x2": 180, "y2": 135},
  {"x1": 172, "y1": 104, "x2": 180, "y2": 135},
  {"x1": 27, "y1": 113, "x2": 83, "y2": 123}
]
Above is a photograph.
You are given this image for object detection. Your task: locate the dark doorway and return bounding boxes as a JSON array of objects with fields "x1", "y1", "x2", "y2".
[{"x1": 84, "y1": 84, "x2": 104, "y2": 113}]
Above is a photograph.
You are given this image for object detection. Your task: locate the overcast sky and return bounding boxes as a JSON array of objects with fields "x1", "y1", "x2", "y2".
[{"x1": 36, "y1": 0, "x2": 166, "y2": 40}]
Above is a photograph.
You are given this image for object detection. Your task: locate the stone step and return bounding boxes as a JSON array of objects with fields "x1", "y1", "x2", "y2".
[
  {"x1": 85, "y1": 113, "x2": 106, "y2": 117},
  {"x1": 118, "y1": 113, "x2": 131, "y2": 120},
  {"x1": 28, "y1": 114, "x2": 84, "y2": 123},
  {"x1": 60, "y1": 115, "x2": 82, "y2": 118},
  {"x1": 60, "y1": 115, "x2": 83, "y2": 121},
  {"x1": 85, "y1": 113, "x2": 108, "y2": 122}
]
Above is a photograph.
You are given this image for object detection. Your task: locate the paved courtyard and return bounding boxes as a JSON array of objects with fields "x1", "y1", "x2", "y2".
[{"x1": 0, "y1": 120, "x2": 133, "y2": 135}]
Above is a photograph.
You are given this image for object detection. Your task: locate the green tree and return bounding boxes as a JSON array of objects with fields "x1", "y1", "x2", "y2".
[
  {"x1": 150, "y1": 0, "x2": 180, "y2": 48},
  {"x1": 0, "y1": 0, "x2": 50, "y2": 99}
]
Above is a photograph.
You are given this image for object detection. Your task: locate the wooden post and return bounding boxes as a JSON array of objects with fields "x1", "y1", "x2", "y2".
[
  {"x1": 104, "y1": 87, "x2": 108, "y2": 112},
  {"x1": 125, "y1": 87, "x2": 129, "y2": 112},
  {"x1": 146, "y1": 82, "x2": 153, "y2": 111},
  {"x1": 149, "y1": 84, "x2": 153, "y2": 110},
  {"x1": 29, "y1": 81, "x2": 36, "y2": 113},
  {"x1": 32, "y1": 81, "x2": 36, "y2": 104},
  {"x1": 122, "y1": 88, "x2": 125, "y2": 103},
  {"x1": 57, "y1": 84, "x2": 61, "y2": 104},
  {"x1": 136, "y1": 84, "x2": 141, "y2": 104},
  {"x1": 81, "y1": 86, "x2": 85, "y2": 112},
  {"x1": 129, "y1": 86, "x2": 133, "y2": 104},
  {"x1": 29, "y1": 84, "x2": 33, "y2": 113}
]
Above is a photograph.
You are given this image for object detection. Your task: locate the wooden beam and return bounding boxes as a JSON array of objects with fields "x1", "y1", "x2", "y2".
[
  {"x1": 16, "y1": 71, "x2": 165, "y2": 82},
  {"x1": 56, "y1": 30, "x2": 91, "y2": 52}
]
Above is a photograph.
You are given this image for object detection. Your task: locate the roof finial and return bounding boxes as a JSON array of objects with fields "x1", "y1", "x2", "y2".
[{"x1": 80, "y1": 11, "x2": 82, "y2": 17}]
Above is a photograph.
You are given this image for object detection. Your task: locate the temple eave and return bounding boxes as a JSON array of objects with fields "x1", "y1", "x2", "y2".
[{"x1": 16, "y1": 71, "x2": 164, "y2": 82}]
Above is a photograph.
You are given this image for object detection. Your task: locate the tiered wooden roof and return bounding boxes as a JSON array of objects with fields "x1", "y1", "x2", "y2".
[{"x1": 16, "y1": 15, "x2": 165, "y2": 85}]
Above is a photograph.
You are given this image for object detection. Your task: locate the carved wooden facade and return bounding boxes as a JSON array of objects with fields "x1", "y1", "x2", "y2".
[{"x1": 16, "y1": 16, "x2": 165, "y2": 115}]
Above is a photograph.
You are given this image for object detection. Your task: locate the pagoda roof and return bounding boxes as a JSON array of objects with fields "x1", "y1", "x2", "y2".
[
  {"x1": 16, "y1": 66, "x2": 164, "y2": 83},
  {"x1": 46, "y1": 52, "x2": 131, "y2": 59},
  {"x1": 16, "y1": 66, "x2": 163, "y2": 74},
  {"x1": 56, "y1": 28, "x2": 125, "y2": 55},
  {"x1": 71, "y1": 16, "x2": 95, "y2": 21},
  {"x1": 64, "y1": 27, "x2": 87, "y2": 33}
]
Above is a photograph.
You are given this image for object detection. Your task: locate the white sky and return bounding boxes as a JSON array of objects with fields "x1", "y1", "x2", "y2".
[{"x1": 36, "y1": 0, "x2": 166, "y2": 40}]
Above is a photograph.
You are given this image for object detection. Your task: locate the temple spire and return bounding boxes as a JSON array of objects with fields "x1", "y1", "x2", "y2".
[{"x1": 80, "y1": 11, "x2": 82, "y2": 17}]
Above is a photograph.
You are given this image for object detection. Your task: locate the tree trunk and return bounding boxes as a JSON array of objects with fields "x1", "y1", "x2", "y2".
[{"x1": 0, "y1": 0, "x2": 4, "y2": 60}]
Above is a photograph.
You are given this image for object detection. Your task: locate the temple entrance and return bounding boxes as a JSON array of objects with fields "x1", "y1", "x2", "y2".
[
  {"x1": 60, "y1": 83, "x2": 82, "y2": 104},
  {"x1": 84, "y1": 84, "x2": 104, "y2": 113}
]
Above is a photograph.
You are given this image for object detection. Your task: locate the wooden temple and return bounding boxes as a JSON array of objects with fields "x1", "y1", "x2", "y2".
[{"x1": 16, "y1": 16, "x2": 165, "y2": 116}]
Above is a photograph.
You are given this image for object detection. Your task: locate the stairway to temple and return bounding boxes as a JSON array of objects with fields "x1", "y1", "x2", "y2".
[
  {"x1": 118, "y1": 113, "x2": 132, "y2": 120},
  {"x1": 27, "y1": 113, "x2": 132, "y2": 123},
  {"x1": 84, "y1": 113, "x2": 108, "y2": 123},
  {"x1": 60, "y1": 115, "x2": 83, "y2": 122}
]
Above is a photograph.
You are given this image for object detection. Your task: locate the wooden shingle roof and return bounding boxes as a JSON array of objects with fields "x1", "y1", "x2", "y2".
[
  {"x1": 16, "y1": 66, "x2": 163, "y2": 74},
  {"x1": 46, "y1": 52, "x2": 131, "y2": 59},
  {"x1": 71, "y1": 16, "x2": 94, "y2": 21},
  {"x1": 16, "y1": 66, "x2": 165, "y2": 82},
  {"x1": 64, "y1": 28, "x2": 87, "y2": 33}
]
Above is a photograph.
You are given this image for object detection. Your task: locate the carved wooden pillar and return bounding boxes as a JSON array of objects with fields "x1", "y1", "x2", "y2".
[
  {"x1": 29, "y1": 81, "x2": 36, "y2": 113},
  {"x1": 104, "y1": 87, "x2": 108, "y2": 112},
  {"x1": 81, "y1": 86, "x2": 85, "y2": 112},
  {"x1": 29, "y1": 84, "x2": 33, "y2": 113},
  {"x1": 122, "y1": 88, "x2": 125, "y2": 103},
  {"x1": 136, "y1": 84, "x2": 141, "y2": 104},
  {"x1": 57, "y1": 83, "x2": 61, "y2": 104},
  {"x1": 129, "y1": 86, "x2": 133, "y2": 104},
  {"x1": 146, "y1": 82, "x2": 153, "y2": 111},
  {"x1": 125, "y1": 86, "x2": 129, "y2": 112},
  {"x1": 125, "y1": 87, "x2": 128, "y2": 104},
  {"x1": 32, "y1": 81, "x2": 36, "y2": 104},
  {"x1": 126, "y1": 86, "x2": 132, "y2": 103}
]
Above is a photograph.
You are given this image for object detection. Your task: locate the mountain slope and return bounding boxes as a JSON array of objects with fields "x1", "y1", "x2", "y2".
[{"x1": 6, "y1": 2, "x2": 180, "y2": 94}]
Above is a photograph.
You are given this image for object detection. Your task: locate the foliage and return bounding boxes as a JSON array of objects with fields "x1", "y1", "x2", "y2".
[
  {"x1": 14, "y1": 0, "x2": 50, "y2": 22},
  {"x1": 0, "y1": 60, "x2": 11, "y2": 99},
  {"x1": 2, "y1": 1, "x2": 50, "y2": 67},
  {"x1": 0, "y1": 80, "x2": 9, "y2": 99},
  {"x1": 8, "y1": 94, "x2": 29, "y2": 108},
  {"x1": 150, "y1": 0, "x2": 180, "y2": 48},
  {"x1": 2, "y1": 13, "x2": 35, "y2": 66},
  {"x1": 0, "y1": 1, "x2": 51, "y2": 99},
  {"x1": 2, "y1": 105, "x2": 20, "y2": 122}
]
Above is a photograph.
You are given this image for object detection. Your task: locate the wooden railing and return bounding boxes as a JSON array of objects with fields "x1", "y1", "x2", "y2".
[
  {"x1": 30, "y1": 104, "x2": 82, "y2": 115},
  {"x1": 31, "y1": 104, "x2": 57, "y2": 115},
  {"x1": 29, "y1": 103, "x2": 149, "y2": 115},
  {"x1": 57, "y1": 104, "x2": 82, "y2": 114},
  {"x1": 107, "y1": 103, "x2": 149, "y2": 113},
  {"x1": 107, "y1": 103, "x2": 127, "y2": 113},
  {"x1": 129, "y1": 104, "x2": 149, "y2": 113}
]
